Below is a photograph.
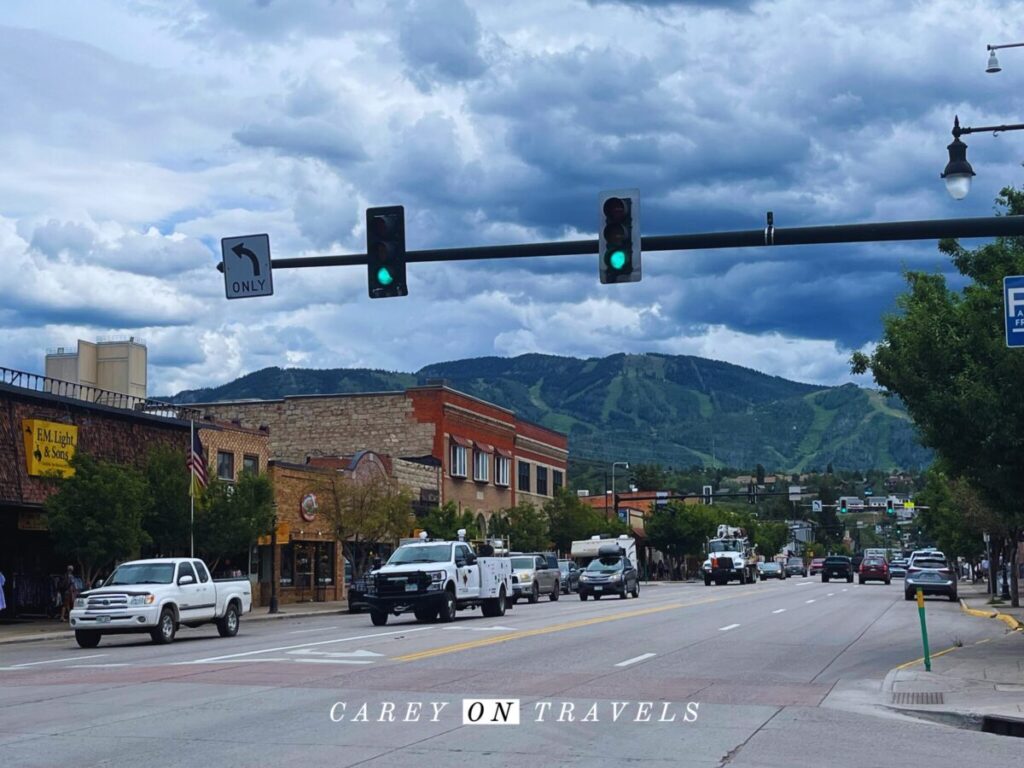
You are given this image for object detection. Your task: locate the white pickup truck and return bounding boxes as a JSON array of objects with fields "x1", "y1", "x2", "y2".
[
  {"x1": 363, "y1": 534, "x2": 513, "y2": 625},
  {"x1": 69, "y1": 557, "x2": 252, "y2": 648}
]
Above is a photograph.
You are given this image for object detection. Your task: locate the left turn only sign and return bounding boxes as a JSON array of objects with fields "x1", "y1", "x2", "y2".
[{"x1": 222, "y1": 234, "x2": 273, "y2": 299}]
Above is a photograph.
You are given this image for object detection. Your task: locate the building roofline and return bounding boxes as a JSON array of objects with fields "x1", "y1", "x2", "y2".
[{"x1": 0, "y1": 381, "x2": 194, "y2": 430}]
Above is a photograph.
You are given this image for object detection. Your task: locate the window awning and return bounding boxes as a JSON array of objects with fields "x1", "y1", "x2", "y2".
[
  {"x1": 450, "y1": 435, "x2": 473, "y2": 448},
  {"x1": 475, "y1": 442, "x2": 494, "y2": 453},
  {"x1": 495, "y1": 447, "x2": 513, "y2": 459}
]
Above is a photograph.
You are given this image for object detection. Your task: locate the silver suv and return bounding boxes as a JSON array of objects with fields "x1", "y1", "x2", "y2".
[{"x1": 509, "y1": 553, "x2": 560, "y2": 603}]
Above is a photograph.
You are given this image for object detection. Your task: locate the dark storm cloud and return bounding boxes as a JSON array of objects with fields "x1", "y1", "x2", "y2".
[
  {"x1": 234, "y1": 117, "x2": 367, "y2": 168},
  {"x1": 398, "y1": 0, "x2": 489, "y2": 91}
]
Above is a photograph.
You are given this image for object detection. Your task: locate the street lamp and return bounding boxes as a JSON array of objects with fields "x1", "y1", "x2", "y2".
[
  {"x1": 986, "y1": 42, "x2": 1024, "y2": 73},
  {"x1": 941, "y1": 115, "x2": 1024, "y2": 199},
  {"x1": 611, "y1": 461, "x2": 629, "y2": 499}
]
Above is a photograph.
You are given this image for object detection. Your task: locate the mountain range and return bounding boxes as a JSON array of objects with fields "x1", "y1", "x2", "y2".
[{"x1": 167, "y1": 353, "x2": 932, "y2": 472}]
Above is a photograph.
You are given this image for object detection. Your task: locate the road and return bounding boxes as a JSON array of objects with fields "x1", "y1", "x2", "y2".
[{"x1": 0, "y1": 577, "x2": 1017, "y2": 767}]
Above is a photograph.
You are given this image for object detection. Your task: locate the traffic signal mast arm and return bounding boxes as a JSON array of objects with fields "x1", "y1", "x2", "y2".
[{"x1": 237, "y1": 214, "x2": 1024, "y2": 271}]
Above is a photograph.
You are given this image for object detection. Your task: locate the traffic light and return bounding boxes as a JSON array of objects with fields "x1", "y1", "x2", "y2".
[
  {"x1": 886, "y1": 498, "x2": 895, "y2": 516},
  {"x1": 703, "y1": 485, "x2": 713, "y2": 506},
  {"x1": 598, "y1": 189, "x2": 641, "y2": 284},
  {"x1": 839, "y1": 498, "x2": 848, "y2": 514},
  {"x1": 366, "y1": 205, "x2": 407, "y2": 298},
  {"x1": 747, "y1": 482, "x2": 756, "y2": 504}
]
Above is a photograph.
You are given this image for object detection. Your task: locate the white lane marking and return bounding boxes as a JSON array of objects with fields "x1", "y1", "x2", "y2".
[
  {"x1": 169, "y1": 658, "x2": 292, "y2": 664},
  {"x1": 66, "y1": 663, "x2": 132, "y2": 668},
  {"x1": 10, "y1": 654, "x2": 107, "y2": 668},
  {"x1": 187, "y1": 626, "x2": 433, "y2": 664},
  {"x1": 288, "y1": 649, "x2": 383, "y2": 658},
  {"x1": 719, "y1": 624, "x2": 741, "y2": 631},
  {"x1": 772, "y1": 609, "x2": 787, "y2": 614},
  {"x1": 805, "y1": 599, "x2": 816, "y2": 604},
  {"x1": 293, "y1": 659, "x2": 375, "y2": 665},
  {"x1": 797, "y1": 582, "x2": 813, "y2": 586},
  {"x1": 841, "y1": 589, "x2": 848, "y2": 592},
  {"x1": 827, "y1": 593, "x2": 835, "y2": 597},
  {"x1": 288, "y1": 627, "x2": 338, "y2": 635},
  {"x1": 615, "y1": 653, "x2": 656, "y2": 667}
]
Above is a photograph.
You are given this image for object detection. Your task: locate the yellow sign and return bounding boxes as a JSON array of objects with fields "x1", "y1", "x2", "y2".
[
  {"x1": 23, "y1": 419, "x2": 78, "y2": 477},
  {"x1": 903, "y1": 501, "x2": 915, "y2": 509},
  {"x1": 257, "y1": 521, "x2": 291, "y2": 547}
]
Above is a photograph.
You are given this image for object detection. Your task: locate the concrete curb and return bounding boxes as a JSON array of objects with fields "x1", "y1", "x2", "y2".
[
  {"x1": 0, "y1": 606, "x2": 350, "y2": 646},
  {"x1": 959, "y1": 598, "x2": 1023, "y2": 631}
]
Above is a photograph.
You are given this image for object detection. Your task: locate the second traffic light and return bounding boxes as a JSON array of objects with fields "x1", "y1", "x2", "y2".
[
  {"x1": 366, "y1": 205, "x2": 408, "y2": 299},
  {"x1": 598, "y1": 189, "x2": 641, "y2": 284}
]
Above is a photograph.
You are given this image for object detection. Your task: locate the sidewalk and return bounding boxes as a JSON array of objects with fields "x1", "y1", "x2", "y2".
[
  {"x1": 882, "y1": 582, "x2": 1024, "y2": 732},
  {"x1": 0, "y1": 600, "x2": 352, "y2": 645}
]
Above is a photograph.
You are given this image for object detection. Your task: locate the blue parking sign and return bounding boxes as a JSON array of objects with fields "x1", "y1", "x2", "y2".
[{"x1": 1006, "y1": 276, "x2": 1024, "y2": 348}]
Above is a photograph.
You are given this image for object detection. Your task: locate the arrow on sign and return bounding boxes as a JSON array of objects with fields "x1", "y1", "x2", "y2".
[{"x1": 232, "y1": 242, "x2": 261, "y2": 276}]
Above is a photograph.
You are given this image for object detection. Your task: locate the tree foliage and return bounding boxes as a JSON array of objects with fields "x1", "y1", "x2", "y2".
[
  {"x1": 142, "y1": 443, "x2": 191, "y2": 557},
  {"x1": 644, "y1": 502, "x2": 719, "y2": 568},
  {"x1": 195, "y1": 471, "x2": 275, "y2": 571},
  {"x1": 544, "y1": 488, "x2": 628, "y2": 553},
  {"x1": 44, "y1": 453, "x2": 151, "y2": 585},
  {"x1": 418, "y1": 501, "x2": 478, "y2": 541},
  {"x1": 491, "y1": 501, "x2": 550, "y2": 552},
  {"x1": 851, "y1": 187, "x2": 1024, "y2": 604}
]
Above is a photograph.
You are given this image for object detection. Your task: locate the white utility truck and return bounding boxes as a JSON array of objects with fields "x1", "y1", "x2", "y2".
[
  {"x1": 363, "y1": 531, "x2": 513, "y2": 625},
  {"x1": 702, "y1": 525, "x2": 759, "y2": 585},
  {"x1": 69, "y1": 558, "x2": 252, "y2": 647}
]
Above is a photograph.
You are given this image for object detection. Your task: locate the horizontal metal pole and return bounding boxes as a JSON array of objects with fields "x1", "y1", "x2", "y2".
[
  {"x1": 265, "y1": 215, "x2": 1024, "y2": 269},
  {"x1": 956, "y1": 122, "x2": 1024, "y2": 136}
]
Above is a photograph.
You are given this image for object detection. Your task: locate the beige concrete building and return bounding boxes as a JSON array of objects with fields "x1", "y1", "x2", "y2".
[{"x1": 45, "y1": 338, "x2": 147, "y2": 399}]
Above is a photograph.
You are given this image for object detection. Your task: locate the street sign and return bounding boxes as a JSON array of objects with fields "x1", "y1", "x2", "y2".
[
  {"x1": 812, "y1": 500, "x2": 822, "y2": 513},
  {"x1": 903, "y1": 501, "x2": 915, "y2": 510},
  {"x1": 1005, "y1": 275, "x2": 1024, "y2": 347},
  {"x1": 788, "y1": 485, "x2": 801, "y2": 501},
  {"x1": 222, "y1": 234, "x2": 273, "y2": 299}
]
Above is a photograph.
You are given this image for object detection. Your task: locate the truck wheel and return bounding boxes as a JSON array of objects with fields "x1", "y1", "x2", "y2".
[
  {"x1": 528, "y1": 583, "x2": 539, "y2": 604},
  {"x1": 438, "y1": 589, "x2": 457, "y2": 622},
  {"x1": 150, "y1": 608, "x2": 177, "y2": 644},
  {"x1": 704, "y1": 575, "x2": 711, "y2": 586},
  {"x1": 593, "y1": 593, "x2": 602, "y2": 600},
  {"x1": 483, "y1": 589, "x2": 507, "y2": 617},
  {"x1": 370, "y1": 610, "x2": 389, "y2": 626},
  {"x1": 822, "y1": 576, "x2": 829, "y2": 583},
  {"x1": 75, "y1": 630, "x2": 101, "y2": 648},
  {"x1": 631, "y1": 582, "x2": 639, "y2": 598},
  {"x1": 550, "y1": 583, "x2": 560, "y2": 601},
  {"x1": 847, "y1": 575, "x2": 853, "y2": 583},
  {"x1": 216, "y1": 602, "x2": 240, "y2": 637},
  {"x1": 414, "y1": 606, "x2": 436, "y2": 622},
  {"x1": 579, "y1": 593, "x2": 587, "y2": 601}
]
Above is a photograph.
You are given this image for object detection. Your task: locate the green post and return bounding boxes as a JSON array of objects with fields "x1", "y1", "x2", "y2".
[{"x1": 915, "y1": 588, "x2": 931, "y2": 671}]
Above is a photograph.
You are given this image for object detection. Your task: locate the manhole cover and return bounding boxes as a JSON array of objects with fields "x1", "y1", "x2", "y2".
[{"x1": 892, "y1": 692, "x2": 944, "y2": 705}]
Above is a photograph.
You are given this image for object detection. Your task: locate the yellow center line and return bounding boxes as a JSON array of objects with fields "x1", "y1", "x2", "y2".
[{"x1": 394, "y1": 589, "x2": 761, "y2": 663}]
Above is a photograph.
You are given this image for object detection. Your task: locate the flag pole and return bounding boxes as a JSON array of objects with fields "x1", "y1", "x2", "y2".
[{"x1": 190, "y1": 418, "x2": 195, "y2": 558}]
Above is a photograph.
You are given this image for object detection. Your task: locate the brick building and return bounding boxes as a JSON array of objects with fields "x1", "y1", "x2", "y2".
[{"x1": 191, "y1": 383, "x2": 569, "y2": 532}]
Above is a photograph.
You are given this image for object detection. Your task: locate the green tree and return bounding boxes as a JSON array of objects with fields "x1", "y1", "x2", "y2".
[
  {"x1": 544, "y1": 488, "x2": 627, "y2": 554},
  {"x1": 195, "y1": 471, "x2": 275, "y2": 571},
  {"x1": 418, "y1": 501, "x2": 477, "y2": 541},
  {"x1": 45, "y1": 453, "x2": 151, "y2": 585},
  {"x1": 752, "y1": 520, "x2": 788, "y2": 559},
  {"x1": 852, "y1": 187, "x2": 1024, "y2": 605},
  {"x1": 319, "y1": 472, "x2": 415, "y2": 576},
  {"x1": 645, "y1": 502, "x2": 718, "y2": 576},
  {"x1": 631, "y1": 463, "x2": 667, "y2": 491},
  {"x1": 916, "y1": 465, "x2": 1002, "y2": 561},
  {"x1": 492, "y1": 501, "x2": 549, "y2": 552},
  {"x1": 142, "y1": 443, "x2": 191, "y2": 557}
]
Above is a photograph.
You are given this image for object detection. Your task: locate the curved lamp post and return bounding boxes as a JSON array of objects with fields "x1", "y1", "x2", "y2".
[{"x1": 942, "y1": 115, "x2": 1024, "y2": 199}]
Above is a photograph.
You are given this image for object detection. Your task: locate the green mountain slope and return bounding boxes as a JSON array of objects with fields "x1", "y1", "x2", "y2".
[{"x1": 167, "y1": 353, "x2": 931, "y2": 471}]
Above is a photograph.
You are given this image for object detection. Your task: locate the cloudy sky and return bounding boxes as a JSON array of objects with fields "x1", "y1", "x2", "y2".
[{"x1": 2, "y1": 0, "x2": 1022, "y2": 396}]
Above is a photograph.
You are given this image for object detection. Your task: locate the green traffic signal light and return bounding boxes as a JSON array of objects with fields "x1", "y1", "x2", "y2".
[
  {"x1": 609, "y1": 250, "x2": 627, "y2": 270},
  {"x1": 599, "y1": 190, "x2": 641, "y2": 284},
  {"x1": 377, "y1": 267, "x2": 393, "y2": 286},
  {"x1": 366, "y1": 205, "x2": 407, "y2": 298}
]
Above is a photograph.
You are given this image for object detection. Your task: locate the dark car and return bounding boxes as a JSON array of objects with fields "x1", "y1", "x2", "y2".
[
  {"x1": 905, "y1": 556, "x2": 957, "y2": 602},
  {"x1": 784, "y1": 557, "x2": 807, "y2": 577},
  {"x1": 822, "y1": 556, "x2": 854, "y2": 583},
  {"x1": 578, "y1": 545, "x2": 640, "y2": 600},
  {"x1": 759, "y1": 562, "x2": 785, "y2": 581},
  {"x1": 558, "y1": 559, "x2": 580, "y2": 593},
  {"x1": 859, "y1": 556, "x2": 891, "y2": 585}
]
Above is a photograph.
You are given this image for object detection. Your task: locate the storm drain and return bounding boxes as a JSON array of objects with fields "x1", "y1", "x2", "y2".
[{"x1": 891, "y1": 692, "x2": 945, "y2": 705}]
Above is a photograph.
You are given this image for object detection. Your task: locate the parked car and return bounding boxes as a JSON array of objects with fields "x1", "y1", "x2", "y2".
[
  {"x1": 908, "y1": 549, "x2": 945, "y2": 568},
  {"x1": 758, "y1": 562, "x2": 785, "y2": 581},
  {"x1": 905, "y1": 556, "x2": 957, "y2": 602},
  {"x1": 859, "y1": 556, "x2": 891, "y2": 585},
  {"x1": 809, "y1": 557, "x2": 826, "y2": 576},
  {"x1": 558, "y1": 559, "x2": 580, "y2": 593},
  {"x1": 509, "y1": 553, "x2": 560, "y2": 603},
  {"x1": 784, "y1": 557, "x2": 807, "y2": 577},
  {"x1": 889, "y1": 558, "x2": 908, "y2": 578},
  {"x1": 578, "y1": 544, "x2": 640, "y2": 600},
  {"x1": 822, "y1": 556, "x2": 854, "y2": 583}
]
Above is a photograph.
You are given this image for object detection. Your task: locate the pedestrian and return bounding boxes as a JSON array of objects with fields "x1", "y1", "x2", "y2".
[
  {"x1": 59, "y1": 565, "x2": 81, "y2": 622},
  {"x1": 981, "y1": 557, "x2": 989, "y2": 581},
  {"x1": 0, "y1": 569, "x2": 7, "y2": 614}
]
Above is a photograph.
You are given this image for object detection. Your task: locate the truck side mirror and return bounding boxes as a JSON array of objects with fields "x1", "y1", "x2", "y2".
[
  {"x1": 372, "y1": 557, "x2": 382, "y2": 570},
  {"x1": 178, "y1": 575, "x2": 195, "y2": 586}
]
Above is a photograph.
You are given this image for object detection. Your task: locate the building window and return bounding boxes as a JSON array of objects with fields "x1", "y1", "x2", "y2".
[
  {"x1": 518, "y1": 461, "x2": 531, "y2": 493},
  {"x1": 473, "y1": 450, "x2": 490, "y2": 482},
  {"x1": 495, "y1": 455, "x2": 511, "y2": 487},
  {"x1": 242, "y1": 454, "x2": 259, "y2": 475},
  {"x1": 553, "y1": 469, "x2": 564, "y2": 492},
  {"x1": 536, "y1": 465, "x2": 548, "y2": 496},
  {"x1": 450, "y1": 443, "x2": 468, "y2": 478},
  {"x1": 217, "y1": 450, "x2": 235, "y2": 481}
]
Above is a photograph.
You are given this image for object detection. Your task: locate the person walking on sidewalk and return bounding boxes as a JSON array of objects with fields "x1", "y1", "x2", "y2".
[{"x1": 59, "y1": 565, "x2": 82, "y2": 622}]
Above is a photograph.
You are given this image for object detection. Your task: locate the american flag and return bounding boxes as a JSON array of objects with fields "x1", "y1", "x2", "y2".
[{"x1": 187, "y1": 430, "x2": 208, "y2": 488}]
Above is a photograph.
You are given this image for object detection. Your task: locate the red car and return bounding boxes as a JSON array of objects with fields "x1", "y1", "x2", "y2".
[
  {"x1": 809, "y1": 557, "x2": 826, "y2": 576},
  {"x1": 859, "y1": 556, "x2": 891, "y2": 585}
]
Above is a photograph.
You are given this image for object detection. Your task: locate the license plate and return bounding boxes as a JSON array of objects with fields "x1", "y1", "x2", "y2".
[
  {"x1": 405, "y1": 583, "x2": 417, "y2": 592},
  {"x1": 593, "y1": 586, "x2": 603, "y2": 592},
  {"x1": 96, "y1": 615, "x2": 111, "y2": 623}
]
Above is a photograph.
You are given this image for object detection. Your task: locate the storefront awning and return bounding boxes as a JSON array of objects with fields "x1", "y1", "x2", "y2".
[
  {"x1": 495, "y1": 447, "x2": 513, "y2": 458},
  {"x1": 475, "y1": 442, "x2": 494, "y2": 453},
  {"x1": 450, "y1": 435, "x2": 473, "y2": 448}
]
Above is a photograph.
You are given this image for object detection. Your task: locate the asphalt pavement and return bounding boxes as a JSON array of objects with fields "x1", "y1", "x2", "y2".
[{"x1": 0, "y1": 577, "x2": 1018, "y2": 767}]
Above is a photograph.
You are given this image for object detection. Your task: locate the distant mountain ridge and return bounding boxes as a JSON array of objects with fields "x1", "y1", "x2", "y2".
[{"x1": 167, "y1": 353, "x2": 931, "y2": 471}]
